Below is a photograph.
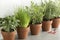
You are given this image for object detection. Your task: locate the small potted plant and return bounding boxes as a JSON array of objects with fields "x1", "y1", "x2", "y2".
[
  {"x1": 27, "y1": 2, "x2": 44, "y2": 35},
  {"x1": 1, "y1": 16, "x2": 18, "y2": 40},
  {"x1": 52, "y1": 2, "x2": 60, "y2": 28},
  {"x1": 42, "y1": 1, "x2": 56, "y2": 31},
  {"x1": 15, "y1": 8, "x2": 30, "y2": 39}
]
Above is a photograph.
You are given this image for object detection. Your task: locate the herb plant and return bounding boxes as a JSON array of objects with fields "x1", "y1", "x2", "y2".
[
  {"x1": 1, "y1": 16, "x2": 18, "y2": 32},
  {"x1": 15, "y1": 8, "x2": 30, "y2": 28},
  {"x1": 26, "y1": 2, "x2": 44, "y2": 24},
  {"x1": 43, "y1": 1, "x2": 57, "y2": 21}
]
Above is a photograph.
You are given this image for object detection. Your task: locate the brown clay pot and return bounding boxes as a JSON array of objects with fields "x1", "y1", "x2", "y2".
[
  {"x1": 52, "y1": 18, "x2": 60, "y2": 28},
  {"x1": 30, "y1": 24, "x2": 42, "y2": 35},
  {"x1": 1, "y1": 31, "x2": 16, "y2": 40},
  {"x1": 42, "y1": 20, "x2": 52, "y2": 31},
  {"x1": 17, "y1": 27, "x2": 30, "y2": 39}
]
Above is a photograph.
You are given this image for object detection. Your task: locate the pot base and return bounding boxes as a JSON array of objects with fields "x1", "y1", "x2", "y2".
[
  {"x1": 17, "y1": 27, "x2": 30, "y2": 39},
  {"x1": 52, "y1": 18, "x2": 60, "y2": 28},
  {"x1": 1, "y1": 31, "x2": 16, "y2": 40},
  {"x1": 42, "y1": 21, "x2": 52, "y2": 31},
  {"x1": 30, "y1": 24, "x2": 42, "y2": 35}
]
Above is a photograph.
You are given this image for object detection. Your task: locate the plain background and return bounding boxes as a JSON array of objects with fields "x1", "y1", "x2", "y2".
[
  {"x1": 0, "y1": 0, "x2": 56, "y2": 18},
  {"x1": 0, "y1": 0, "x2": 40, "y2": 18}
]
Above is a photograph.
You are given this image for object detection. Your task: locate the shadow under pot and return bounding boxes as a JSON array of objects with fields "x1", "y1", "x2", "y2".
[
  {"x1": 52, "y1": 17, "x2": 60, "y2": 28},
  {"x1": 1, "y1": 30, "x2": 16, "y2": 40},
  {"x1": 42, "y1": 20, "x2": 52, "y2": 31},
  {"x1": 17, "y1": 27, "x2": 30, "y2": 39},
  {"x1": 30, "y1": 24, "x2": 42, "y2": 35}
]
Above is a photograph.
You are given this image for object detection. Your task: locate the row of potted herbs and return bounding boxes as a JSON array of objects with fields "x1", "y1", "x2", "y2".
[{"x1": 0, "y1": 1, "x2": 60, "y2": 40}]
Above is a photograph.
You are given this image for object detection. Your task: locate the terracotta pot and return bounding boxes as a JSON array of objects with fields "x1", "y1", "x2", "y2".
[
  {"x1": 30, "y1": 24, "x2": 42, "y2": 35},
  {"x1": 52, "y1": 18, "x2": 60, "y2": 28},
  {"x1": 17, "y1": 27, "x2": 30, "y2": 39},
  {"x1": 42, "y1": 20, "x2": 52, "y2": 31},
  {"x1": 1, "y1": 31, "x2": 16, "y2": 40}
]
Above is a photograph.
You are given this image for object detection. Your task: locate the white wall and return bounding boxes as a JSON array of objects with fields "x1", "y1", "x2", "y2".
[
  {"x1": 0, "y1": 0, "x2": 29, "y2": 18},
  {"x1": 0, "y1": 0, "x2": 42, "y2": 18},
  {"x1": 0, "y1": 0, "x2": 58, "y2": 18}
]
